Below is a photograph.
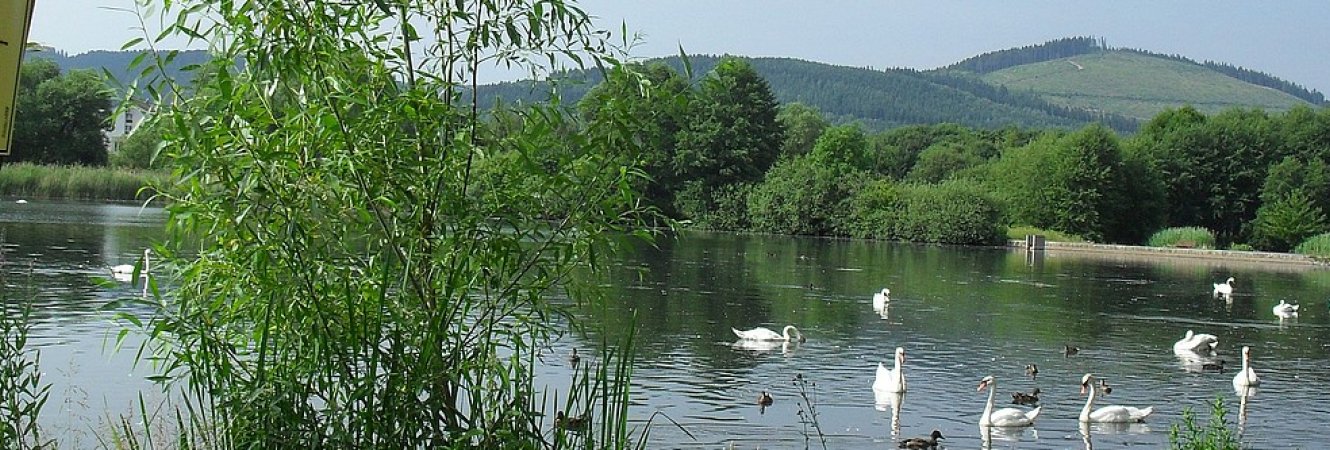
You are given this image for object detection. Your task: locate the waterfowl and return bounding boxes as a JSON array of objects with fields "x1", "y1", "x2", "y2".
[
  {"x1": 111, "y1": 248, "x2": 151, "y2": 278},
  {"x1": 14, "y1": 199, "x2": 27, "y2": 204},
  {"x1": 568, "y1": 348, "x2": 581, "y2": 366},
  {"x1": 872, "y1": 288, "x2": 891, "y2": 310},
  {"x1": 732, "y1": 325, "x2": 805, "y2": 342},
  {"x1": 977, "y1": 375, "x2": 1041, "y2": 427},
  {"x1": 1064, "y1": 344, "x2": 1080, "y2": 356},
  {"x1": 1202, "y1": 360, "x2": 1226, "y2": 373},
  {"x1": 1173, "y1": 330, "x2": 1220, "y2": 354},
  {"x1": 1232, "y1": 346, "x2": 1260, "y2": 389},
  {"x1": 1272, "y1": 300, "x2": 1300, "y2": 317},
  {"x1": 1079, "y1": 374, "x2": 1152, "y2": 423},
  {"x1": 897, "y1": 429, "x2": 944, "y2": 449},
  {"x1": 1213, "y1": 277, "x2": 1235, "y2": 296},
  {"x1": 874, "y1": 347, "x2": 907, "y2": 393},
  {"x1": 1025, "y1": 364, "x2": 1039, "y2": 378},
  {"x1": 757, "y1": 391, "x2": 774, "y2": 407},
  {"x1": 554, "y1": 411, "x2": 588, "y2": 431},
  {"x1": 1011, "y1": 387, "x2": 1041, "y2": 406}
]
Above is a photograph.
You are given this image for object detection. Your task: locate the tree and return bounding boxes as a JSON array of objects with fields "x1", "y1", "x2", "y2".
[
  {"x1": 810, "y1": 124, "x2": 870, "y2": 170},
  {"x1": 9, "y1": 59, "x2": 112, "y2": 165},
  {"x1": 673, "y1": 56, "x2": 783, "y2": 219},
  {"x1": 776, "y1": 102, "x2": 828, "y2": 159},
  {"x1": 110, "y1": 116, "x2": 166, "y2": 169},
  {"x1": 1250, "y1": 192, "x2": 1328, "y2": 252}
]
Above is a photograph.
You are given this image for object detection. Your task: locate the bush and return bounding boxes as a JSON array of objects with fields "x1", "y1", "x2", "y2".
[
  {"x1": 1148, "y1": 227, "x2": 1217, "y2": 249},
  {"x1": 1249, "y1": 191, "x2": 1327, "y2": 252},
  {"x1": 845, "y1": 180, "x2": 1003, "y2": 245},
  {"x1": 747, "y1": 155, "x2": 860, "y2": 235},
  {"x1": 1005, "y1": 226, "x2": 1088, "y2": 243},
  {"x1": 1294, "y1": 232, "x2": 1330, "y2": 258},
  {"x1": 1169, "y1": 397, "x2": 1241, "y2": 450},
  {"x1": 1227, "y1": 243, "x2": 1255, "y2": 251}
]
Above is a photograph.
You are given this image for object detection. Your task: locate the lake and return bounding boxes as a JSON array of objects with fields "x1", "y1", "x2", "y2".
[{"x1": 4, "y1": 201, "x2": 1329, "y2": 449}]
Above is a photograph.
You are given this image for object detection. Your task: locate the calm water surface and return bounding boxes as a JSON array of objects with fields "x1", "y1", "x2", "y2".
[{"x1": 4, "y1": 201, "x2": 1330, "y2": 449}]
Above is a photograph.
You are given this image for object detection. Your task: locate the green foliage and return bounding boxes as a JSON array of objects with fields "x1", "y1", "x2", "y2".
[
  {"x1": 1169, "y1": 397, "x2": 1242, "y2": 450},
  {"x1": 110, "y1": 117, "x2": 168, "y2": 169},
  {"x1": 810, "y1": 124, "x2": 870, "y2": 170},
  {"x1": 0, "y1": 163, "x2": 164, "y2": 201},
  {"x1": 10, "y1": 59, "x2": 113, "y2": 165},
  {"x1": 1293, "y1": 233, "x2": 1330, "y2": 258},
  {"x1": 842, "y1": 179, "x2": 1003, "y2": 245},
  {"x1": 0, "y1": 269, "x2": 53, "y2": 449},
  {"x1": 906, "y1": 141, "x2": 985, "y2": 183},
  {"x1": 1227, "y1": 243, "x2": 1255, "y2": 251},
  {"x1": 1250, "y1": 191, "x2": 1328, "y2": 252},
  {"x1": 776, "y1": 102, "x2": 829, "y2": 159},
  {"x1": 747, "y1": 155, "x2": 861, "y2": 236},
  {"x1": 131, "y1": 0, "x2": 654, "y2": 447},
  {"x1": 1004, "y1": 226, "x2": 1088, "y2": 243},
  {"x1": 1148, "y1": 227, "x2": 1218, "y2": 249}
]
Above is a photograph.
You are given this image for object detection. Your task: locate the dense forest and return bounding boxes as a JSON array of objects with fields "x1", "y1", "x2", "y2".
[{"x1": 538, "y1": 56, "x2": 1330, "y2": 254}]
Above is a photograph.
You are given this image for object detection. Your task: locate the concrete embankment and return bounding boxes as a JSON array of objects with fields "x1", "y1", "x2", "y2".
[{"x1": 1007, "y1": 239, "x2": 1325, "y2": 270}]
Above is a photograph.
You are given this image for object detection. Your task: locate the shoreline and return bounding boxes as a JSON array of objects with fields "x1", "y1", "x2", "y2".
[{"x1": 1007, "y1": 239, "x2": 1326, "y2": 271}]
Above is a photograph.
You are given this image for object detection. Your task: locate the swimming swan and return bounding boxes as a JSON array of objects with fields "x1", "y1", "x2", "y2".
[
  {"x1": 872, "y1": 288, "x2": 891, "y2": 310},
  {"x1": 1213, "y1": 277, "x2": 1234, "y2": 296},
  {"x1": 874, "y1": 347, "x2": 907, "y2": 393},
  {"x1": 977, "y1": 375, "x2": 1041, "y2": 427},
  {"x1": 1232, "y1": 346, "x2": 1260, "y2": 389},
  {"x1": 1172, "y1": 330, "x2": 1219, "y2": 354},
  {"x1": 1079, "y1": 373, "x2": 1153, "y2": 423},
  {"x1": 1272, "y1": 300, "x2": 1300, "y2": 317},
  {"x1": 732, "y1": 325, "x2": 805, "y2": 342}
]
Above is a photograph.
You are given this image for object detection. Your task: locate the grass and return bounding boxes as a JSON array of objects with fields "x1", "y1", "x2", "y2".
[
  {"x1": 1293, "y1": 232, "x2": 1330, "y2": 258},
  {"x1": 1005, "y1": 226, "x2": 1089, "y2": 243},
  {"x1": 0, "y1": 163, "x2": 167, "y2": 202},
  {"x1": 1148, "y1": 227, "x2": 1217, "y2": 249},
  {"x1": 1169, "y1": 397, "x2": 1242, "y2": 450},
  {"x1": 983, "y1": 51, "x2": 1308, "y2": 120}
]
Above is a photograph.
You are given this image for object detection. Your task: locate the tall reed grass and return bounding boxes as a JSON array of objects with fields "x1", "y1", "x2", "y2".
[
  {"x1": 1148, "y1": 227, "x2": 1217, "y2": 249},
  {"x1": 0, "y1": 163, "x2": 166, "y2": 202},
  {"x1": 1293, "y1": 232, "x2": 1330, "y2": 258}
]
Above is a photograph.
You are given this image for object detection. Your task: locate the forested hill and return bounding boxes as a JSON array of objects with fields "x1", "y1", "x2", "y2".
[
  {"x1": 25, "y1": 49, "x2": 211, "y2": 89},
  {"x1": 478, "y1": 55, "x2": 1138, "y2": 132},
  {"x1": 945, "y1": 36, "x2": 1325, "y2": 106}
]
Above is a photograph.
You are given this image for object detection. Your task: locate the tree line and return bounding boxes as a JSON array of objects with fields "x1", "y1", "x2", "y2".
[{"x1": 554, "y1": 56, "x2": 1330, "y2": 252}]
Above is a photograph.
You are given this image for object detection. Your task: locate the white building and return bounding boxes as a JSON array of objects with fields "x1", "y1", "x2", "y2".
[{"x1": 106, "y1": 102, "x2": 151, "y2": 153}]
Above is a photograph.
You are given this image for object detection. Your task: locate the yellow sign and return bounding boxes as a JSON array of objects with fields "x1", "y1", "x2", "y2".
[{"x1": 1, "y1": 0, "x2": 36, "y2": 156}]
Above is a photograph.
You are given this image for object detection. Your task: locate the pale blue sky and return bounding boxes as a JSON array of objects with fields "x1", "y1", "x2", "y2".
[{"x1": 27, "y1": 0, "x2": 1330, "y2": 93}]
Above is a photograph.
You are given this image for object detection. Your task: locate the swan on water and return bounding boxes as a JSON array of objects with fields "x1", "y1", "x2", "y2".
[
  {"x1": 1172, "y1": 330, "x2": 1219, "y2": 354},
  {"x1": 872, "y1": 288, "x2": 891, "y2": 310},
  {"x1": 732, "y1": 325, "x2": 805, "y2": 342},
  {"x1": 874, "y1": 347, "x2": 907, "y2": 393},
  {"x1": 1272, "y1": 300, "x2": 1300, "y2": 318},
  {"x1": 1213, "y1": 277, "x2": 1234, "y2": 296},
  {"x1": 977, "y1": 375, "x2": 1040, "y2": 427},
  {"x1": 1232, "y1": 346, "x2": 1260, "y2": 389},
  {"x1": 1079, "y1": 373, "x2": 1153, "y2": 423}
]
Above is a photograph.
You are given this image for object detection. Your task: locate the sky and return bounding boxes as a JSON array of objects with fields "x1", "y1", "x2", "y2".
[{"x1": 25, "y1": 0, "x2": 1330, "y2": 94}]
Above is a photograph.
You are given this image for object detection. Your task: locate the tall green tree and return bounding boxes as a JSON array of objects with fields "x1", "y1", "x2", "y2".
[
  {"x1": 10, "y1": 59, "x2": 112, "y2": 165},
  {"x1": 673, "y1": 56, "x2": 783, "y2": 219},
  {"x1": 776, "y1": 102, "x2": 828, "y2": 159}
]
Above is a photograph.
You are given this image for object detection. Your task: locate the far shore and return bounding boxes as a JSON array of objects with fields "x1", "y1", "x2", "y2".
[{"x1": 1009, "y1": 239, "x2": 1326, "y2": 272}]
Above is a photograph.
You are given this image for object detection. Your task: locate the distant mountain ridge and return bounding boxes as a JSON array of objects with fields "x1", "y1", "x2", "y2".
[{"x1": 25, "y1": 49, "x2": 211, "y2": 91}]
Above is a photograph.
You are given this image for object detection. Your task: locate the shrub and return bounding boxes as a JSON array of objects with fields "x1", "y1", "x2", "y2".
[
  {"x1": 747, "y1": 155, "x2": 860, "y2": 235},
  {"x1": 1148, "y1": 227, "x2": 1217, "y2": 249},
  {"x1": 1249, "y1": 191, "x2": 1327, "y2": 252},
  {"x1": 1294, "y1": 232, "x2": 1330, "y2": 258},
  {"x1": 1169, "y1": 397, "x2": 1241, "y2": 450},
  {"x1": 894, "y1": 180, "x2": 1004, "y2": 245},
  {"x1": 1227, "y1": 243, "x2": 1255, "y2": 252},
  {"x1": 1005, "y1": 226, "x2": 1088, "y2": 243}
]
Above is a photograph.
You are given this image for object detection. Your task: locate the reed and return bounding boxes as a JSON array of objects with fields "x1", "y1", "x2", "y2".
[
  {"x1": 1293, "y1": 232, "x2": 1330, "y2": 258},
  {"x1": 0, "y1": 251, "x2": 54, "y2": 449},
  {"x1": 1147, "y1": 227, "x2": 1217, "y2": 249},
  {"x1": 0, "y1": 163, "x2": 166, "y2": 202},
  {"x1": 1169, "y1": 397, "x2": 1241, "y2": 450}
]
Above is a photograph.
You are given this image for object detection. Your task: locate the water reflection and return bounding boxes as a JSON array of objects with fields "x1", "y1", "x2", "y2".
[{"x1": 731, "y1": 339, "x2": 798, "y2": 356}]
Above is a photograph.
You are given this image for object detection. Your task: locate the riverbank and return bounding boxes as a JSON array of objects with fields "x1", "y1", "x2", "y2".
[
  {"x1": 1009, "y1": 239, "x2": 1325, "y2": 270},
  {"x1": 0, "y1": 163, "x2": 167, "y2": 202}
]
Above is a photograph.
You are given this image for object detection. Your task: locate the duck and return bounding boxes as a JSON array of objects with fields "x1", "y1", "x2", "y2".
[
  {"x1": 1272, "y1": 300, "x2": 1300, "y2": 317},
  {"x1": 872, "y1": 288, "x2": 891, "y2": 310},
  {"x1": 897, "y1": 429, "x2": 944, "y2": 449},
  {"x1": 977, "y1": 375, "x2": 1041, "y2": 427},
  {"x1": 1011, "y1": 387, "x2": 1041, "y2": 406},
  {"x1": 1064, "y1": 344, "x2": 1080, "y2": 356},
  {"x1": 568, "y1": 348, "x2": 581, "y2": 366},
  {"x1": 874, "y1": 347, "x2": 907, "y2": 393},
  {"x1": 1213, "y1": 277, "x2": 1235, "y2": 296},
  {"x1": 1025, "y1": 364, "x2": 1039, "y2": 378},
  {"x1": 1078, "y1": 373, "x2": 1152, "y2": 423},
  {"x1": 732, "y1": 325, "x2": 805, "y2": 342},
  {"x1": 1232, "y1": 346, "x2": 1260, "y2": 389},
  {"x1": 757, "y1": 391, "x2": 774, "y2": 407},
  {"x1": 1202, "y1": 360, "x2": 1227, "y2": 373},
  {"x1": 554, "y1": 411, "x2": 588, "y2": 431},
  {"x1": 1173, "y1": 330, "x2": 1219, "y2": 354}
]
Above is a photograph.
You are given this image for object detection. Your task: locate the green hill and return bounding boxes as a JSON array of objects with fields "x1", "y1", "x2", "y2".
[{"x1": 980, "y1": 50, "x2": 1314, "y2": 120}]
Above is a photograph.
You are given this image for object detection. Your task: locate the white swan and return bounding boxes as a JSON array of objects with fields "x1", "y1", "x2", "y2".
[
  {"x1": 1079, "y1": 374, "x2": 1153, "y2": 423},
  {"x1": 1172, "y1": 330, "x2": 1218, "y2": 354},
  {"x1": 977, "y1": 375, "x2": 1040, "y2": 427},
  {"x1": 1272, "y1": 300, "x2": 1300, "y2": 317},
  {"x1": 732, "y1": 325, "x2": 804, "y2": 342},
  {"x1": 112, "y1": 248, "x2": 151, "y2": 281},
  {"x1": 874, "y1": 347, "x2": 906, "y2": 393},
  {"x1": 1213, "y1": 277, "x2": 1234, "y2": 296},
  {"x1": 872, "y1": 288, "x2": 890, "y2": 310},
  {"x1": 1232, "y1": 346, "x2": 1260, "y2": 389}
]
